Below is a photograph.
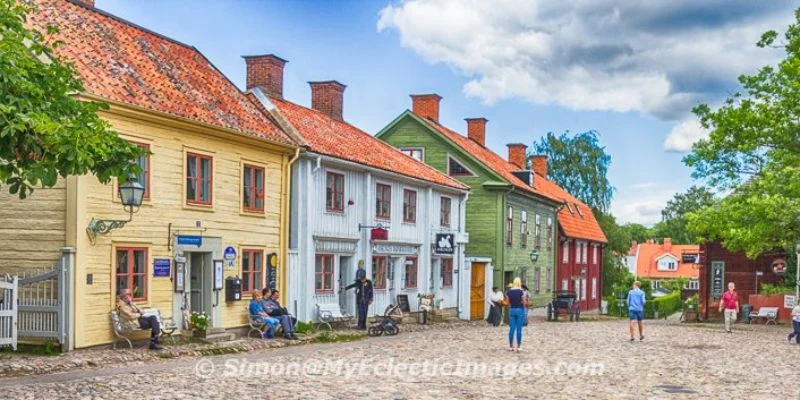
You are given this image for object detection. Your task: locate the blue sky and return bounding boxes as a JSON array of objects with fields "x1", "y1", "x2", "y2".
[{"x1": 98, "y1": 0, "x2": 795, "y2": 225}]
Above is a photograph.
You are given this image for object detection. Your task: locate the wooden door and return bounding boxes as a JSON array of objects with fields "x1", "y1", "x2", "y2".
[{"x1": 470, "y1": 263, "x2": 486, "y2": 320}]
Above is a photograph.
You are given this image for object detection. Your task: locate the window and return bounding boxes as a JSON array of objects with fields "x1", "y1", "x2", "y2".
[
  {"x1": 581, "y1": 278, "x2": 587, "y2": 301},
  {"x1": 440, "y1": 197, "x2": 451, "y2": 227},
  {"x1": 128, "y1": 142, "x2": 150, "y2": 200},
  {"x1": 372, "y1": 256, "x2": 388, "y2": 289},
  {"x1": 562, "y1": 241, "x2": 569, "y2": 264},
  {"x1": 592, "y1": 278, "x2": 597, "y2": 299},
  {"x1": 657, "y1": 258, "x2": 678, "y2": 271},
  {"x1": 242, "y1": 164, "x2": 265, "y2": 212},
  {"x1": 575, "y1": 203, "x2": 584, "y2": 218},
  {"x1": 506, "y1": 206, "x2": 513, "y2": 246},
  {"x1": 534, "y1": 267, "x2": 541, "y2": 294},
  {"x1": 116, "y1": 247, "x2": 147, "y2": 301},
  {"x1": 441, "y1": 258, "x2": 454, "y2": 287},
  {"x1": 448, "y1": 157, "x2": 473, "y2": 177},
  {"x1": 520, "y1": 210, "x2": 528, "y2": 248},
  {"x1": 652, "y1": 280, "x2": 662, "y2": 290},
  {"x1": 534, "y1": 214, "x2": 541, "y2": 249},
  {"x1": 315, "y1": 254, "x2": 334, "y2": 293},
  {"x1": 545, "y1": 268, "x2": 552, "y2": 293},
  {"x1": 401, "y1": 148, "x2": 424, "y2": 162},
  {"x1": 685, "y1": 280, "x2": 699, "y2": 290},
  {"x1": 564, "y1": 200, "x2": 574, "y2": 215},
  {"x1": 242, "y1": 249, "x2": 264, "y2": 295},
  {"x1": 326, "y1": 172, "x2": 345, "y2": 212},
  {"x1": 547, "y1": 217, "x2": 553, "y2": 248},
  {"x1": 592, "y1": 244, "x2": 599, "y2": 265},
  {"x1": 405, "y1": 257, "x2": 418, "y2": 289},
  {"x1": 376, "y1": 184, "x2": 391, "y2": 219},
  {"x1": 582, "y1": 242, "x2": 588, "y2": 264},
  {"x1": 575, "y1": 241, "x2": 581, "y2": 263},
  {"x1": 561, "y1": 279, "x2": 569, "y2": 291},
  {"x1": 403, "y1": 189, "x2": 417, "y2": 223},
  {"x1": 186, "y1": 152, "x2": 213, "y2": 205}
]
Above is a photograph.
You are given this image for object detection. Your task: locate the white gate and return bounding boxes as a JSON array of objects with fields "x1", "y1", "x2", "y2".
[{"x1": 0, "y1": 275, "x2": 19, "y2": 351}]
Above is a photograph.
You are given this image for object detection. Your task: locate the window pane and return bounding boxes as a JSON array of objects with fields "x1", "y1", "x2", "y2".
[
  {"x1": 133, "y1": 275, "x2": 145, "y2": 299},
  {"x1": 187, "y1": 156, "x2": 197, "y2": 201},
  {"x1": 116, "y1": 277, "x2": 129, "y2": 299},
  {"x1": 201, "y1": 158, "x2": 211, "y2": 202},
  {"x1": 133, "y1": 250, "x2": 146, "y2": 274},
  {"x1": 116, "y1": 250, "x2": 129, "y2": 274}
]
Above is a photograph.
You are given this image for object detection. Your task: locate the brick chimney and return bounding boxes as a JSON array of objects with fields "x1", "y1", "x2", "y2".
[
  {"x1": 507, "y1": 143, "x2": 528, "y2": 169},
  {"x1": 530, "y1": 155, "x2": 548, "y2": 177},
  {"x1": 243, "y1": 54, "x2": 287, "y2": 99},
  {"x1": 410, "y1": 94, "x2": 441, "y2": 122},
  {"x1": 309, "y1": 81, "x2": 346, "y2": 121},
  {"x1": 663, "y1": 238, "x2": 672, "y2": 251},
  {"x1": 465, "y1": 118, "x2": 488, "y2": 146}
]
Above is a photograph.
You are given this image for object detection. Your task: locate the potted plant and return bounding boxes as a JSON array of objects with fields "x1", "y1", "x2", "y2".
[
  {"x1": 683, "y1": 294, "x2": 699, "y2": 323},
  {"x1": 190, "y1": 312, "x2": 209, "y2": 338}
]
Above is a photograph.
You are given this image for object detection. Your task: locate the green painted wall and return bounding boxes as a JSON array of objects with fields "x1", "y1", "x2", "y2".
[{"x1": 378, "y1": 115, "x2": 557, "y2": 303}]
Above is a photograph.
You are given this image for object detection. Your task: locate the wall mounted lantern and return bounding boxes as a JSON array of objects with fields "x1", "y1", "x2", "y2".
[
  {"x1": 86, "y1": 175, "x2": 145, "y2": 244},
  {"x1": 529, "y1": 248, "x2": 539, "y2": 262}
]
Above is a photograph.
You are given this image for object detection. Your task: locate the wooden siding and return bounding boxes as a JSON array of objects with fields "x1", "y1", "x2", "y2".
[
  {"x1": 0, "y1": 179, "x2": 67, "y2": 276},
  {"x1": 73, "y1": 109, "x2": 290, "y2": 348}
]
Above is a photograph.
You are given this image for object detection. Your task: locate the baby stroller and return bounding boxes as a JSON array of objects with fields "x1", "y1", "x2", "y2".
[{"x1": 368, "y1": 304, "x2": 403, "y2": 336}]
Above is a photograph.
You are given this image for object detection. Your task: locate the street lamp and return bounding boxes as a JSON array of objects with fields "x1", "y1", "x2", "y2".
[
  {"x1": 86, "y1": 175, "x2": 145, "y2": 244},
  {"x1": 529, "y1": 248, "x2": 539, "y2": 262}
]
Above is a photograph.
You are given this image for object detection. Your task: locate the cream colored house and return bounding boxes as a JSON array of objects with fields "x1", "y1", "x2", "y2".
[{"x1": 0, "y1": 0, "x2": 300, "y2": 348}]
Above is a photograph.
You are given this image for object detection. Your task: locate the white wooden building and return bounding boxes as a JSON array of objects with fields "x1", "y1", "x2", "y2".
[{"x1": 244, "y1": 55, "x2": 471, "y2": 322}]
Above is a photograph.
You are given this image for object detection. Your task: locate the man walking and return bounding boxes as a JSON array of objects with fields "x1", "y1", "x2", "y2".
[
  {"x1": 787, "y1": 301, "x2": 800, "y2": 344},
  {"x1": 718, "y1": 282, "x2": 739, "y2": 333},
  {"x1": 345, "y1": 268, "x2": 373, "y2": 330},
  {"x1": 627, "y1": 281, "x2": 646, "y2": 341}
]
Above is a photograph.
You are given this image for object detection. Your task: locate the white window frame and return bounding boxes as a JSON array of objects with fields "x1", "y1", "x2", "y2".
[
  {"x1": 581, "y1": 278, "x2": 587, "y2": 301},
  {"x1": 592, "y1": 244, "x2": 598, "y2": 264},
  {"x1": 592, "y1": 277, "x2": 597, "y2": 300},
  {"x1": 561, "y1": 279, "x2": 569, "y2": 291},
  {"x1": 400, "y1": 147, "x2": 425, "y2": 162},
  {"x1": 562, "y1": 241, "x2": 569, "y2": 264}
]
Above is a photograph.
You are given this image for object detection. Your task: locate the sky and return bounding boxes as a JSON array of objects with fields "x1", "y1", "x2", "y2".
[{"x1": 98, "y1": 0, "x2": 796, "y2": 226}]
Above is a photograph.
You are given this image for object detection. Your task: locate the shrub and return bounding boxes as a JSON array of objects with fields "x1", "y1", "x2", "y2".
[
  {"x1": 760, "y1": 283, "x2": 794, "y2": 295},
  {"x1": 645, "y1": 291, "x2": 681, "y2": 318},
  {"x1": 295, "y1": 321, "x2": 313, "y2": 334}
]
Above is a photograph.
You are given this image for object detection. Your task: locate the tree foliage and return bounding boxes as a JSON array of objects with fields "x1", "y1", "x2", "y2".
[
  {"x1": 531, "y1": 130, "x2": 614, "y2": 212},
  {"x1": 0, "y1": 0, "x2": 146, "y2": 198},
  {"x1": 594, "y1": 210, "x2": 633, "y2": 296},
  {"x1": 623, "y1": 223, "x2": 651, "y2": 243},
  {"x1": 684, "y1": 8, "x2": 800, "y2": 257},
  {"x1": 656, "y1": 186, "x2": 716, "y2": 244}
]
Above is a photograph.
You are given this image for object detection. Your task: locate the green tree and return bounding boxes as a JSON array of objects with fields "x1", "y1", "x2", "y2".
[
  {"x1": 0, "y1": 0, "x2": 146, "y2": 198},
  {"x1": 595, "y1": 211, "x2": 632, "y2": 296},
  {"x1": 531, "y1": 130, "x2": 614, "y2": 212},
  {"x1": 684, "y1": 8, "x2": 800, "y2": 257},
  {"x1": 623, "y1": 223, "x2": 651, "y2": 243},
  {"x1": 658, "y1": 186, "x2": 716, "y2": 244}
]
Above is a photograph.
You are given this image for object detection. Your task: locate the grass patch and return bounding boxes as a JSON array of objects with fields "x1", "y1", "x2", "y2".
[
  {"x1": 0, "y1": 342, "x2": 59, "y2": 356},
  {"x1": 310, "y1": 331, "x2": 364, "y2": 344},
  {"x1": 295, "y1": 321, "x2": 314, "y2": 334}
]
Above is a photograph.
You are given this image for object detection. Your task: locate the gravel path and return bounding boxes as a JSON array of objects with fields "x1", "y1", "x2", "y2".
[{"x1": 2, "y1": 319, "x2": 798, "y2": 399}]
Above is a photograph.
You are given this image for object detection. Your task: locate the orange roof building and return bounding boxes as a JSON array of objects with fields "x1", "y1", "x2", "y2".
[{"x1": 628, "y1": 239, "x2": 701, "y2": 290}]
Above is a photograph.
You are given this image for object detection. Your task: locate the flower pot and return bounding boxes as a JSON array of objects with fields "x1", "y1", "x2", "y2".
[{"x1": 193, "y1": 329, "x2": 208, "y2": 338}]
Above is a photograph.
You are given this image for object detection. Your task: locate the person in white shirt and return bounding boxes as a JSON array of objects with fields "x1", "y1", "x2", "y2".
[
  {"x1": 788, "y1": 303, "x2": 800, "y2": 344},
  {"x1": 487, "y1": 286, "x2": 504, "y2": 327}
]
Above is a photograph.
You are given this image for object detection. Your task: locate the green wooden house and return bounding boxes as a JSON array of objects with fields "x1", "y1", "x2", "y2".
[{"x1": 376, "y1": 94, "x2": 564, "y2": 317}]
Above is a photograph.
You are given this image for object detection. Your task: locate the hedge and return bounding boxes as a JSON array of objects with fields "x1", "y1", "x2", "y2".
[{"x1": 605, "y1": 291, "x2": 682, "y2": 319}]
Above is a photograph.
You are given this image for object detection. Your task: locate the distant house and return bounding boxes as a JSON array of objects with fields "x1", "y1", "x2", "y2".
[{"x1": 628, "y1": 239, "x2": 701, "y2": 293}]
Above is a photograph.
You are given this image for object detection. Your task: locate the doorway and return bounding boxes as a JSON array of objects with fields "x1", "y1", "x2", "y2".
[
  {"x1": 470, "y1": 263, "x2": 486, "y2": 320},
  {"x1": 338, "y1": 256, "x2": 354, "y2": 313},
  {"x1": 189, "y1": 252, "x2": 213, "y2": 318}
]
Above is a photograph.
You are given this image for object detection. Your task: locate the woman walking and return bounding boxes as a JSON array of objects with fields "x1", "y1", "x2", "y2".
[{"x1": 506, "y1": 277, "x2": 528, "y2": 352}]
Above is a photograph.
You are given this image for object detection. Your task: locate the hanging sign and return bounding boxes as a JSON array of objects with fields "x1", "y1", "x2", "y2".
[
  {"x1": 267, "y1": 253, "x2": 278, "y2": 290},
  {"x1": 434, "y1": 233, "x2": 455, "y2": 255},
  {"x1": 153, "y1": 258, "x2": 171, "y2": 277},
  {"x1": 711, "y1": 261, "x2": 725, "y2": 300},
  {"x1": 371, "y1": 228, "x2": 389, "y2": 241},
  {"x1": 772, "y1": 258, "x2": 787, "y2": 275}
]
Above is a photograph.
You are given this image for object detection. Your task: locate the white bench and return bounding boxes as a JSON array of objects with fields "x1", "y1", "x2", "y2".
[
  {"x1": 110, "y1": 309, "x2": 177, "y2": 349},
  {"x1": 315, "y1": 303, "x2": 353, "y2": 331},
  {"x1": 749, "y1": 307, "x2": 779, "y2": 325}
]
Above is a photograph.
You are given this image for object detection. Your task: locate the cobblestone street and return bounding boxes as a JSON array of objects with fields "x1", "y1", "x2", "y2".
[{"x1": 2, "y1": 319, "x2": 799, "y2": 399}]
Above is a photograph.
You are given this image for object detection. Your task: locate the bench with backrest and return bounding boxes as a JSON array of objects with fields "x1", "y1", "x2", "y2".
[
  {"x1": 246, "y1": 306, "x2": 286, "y2": 338},
  {"x1": 110, "y1": 309, "x2": 177, "y2": 349},
  {"x1": 749, "y1": 307, "x2": 779, "y2": 325},
  {"x1": 315, "y1": 303, "x2": 353, "y2": 331}
]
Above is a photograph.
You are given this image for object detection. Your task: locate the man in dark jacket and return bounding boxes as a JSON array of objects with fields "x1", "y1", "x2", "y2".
[
  {"x1": 345, "y1": 268, "x2": 373, "y2": 330},
  {"x1": 260, "y1": 288, "x2": 297, "y2": 339}
]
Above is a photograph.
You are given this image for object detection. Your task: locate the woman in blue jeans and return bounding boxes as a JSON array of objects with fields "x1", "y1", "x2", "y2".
[{"x1": 506, "y1": 277, "x2": 528, "y2": 352}]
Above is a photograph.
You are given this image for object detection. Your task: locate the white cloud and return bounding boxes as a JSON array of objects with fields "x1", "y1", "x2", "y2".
[
  {"x1": 378, "y1": 0, "x2": 794, "y2": 151},
  {"x1": 664, "y1": 120, "x2": 709, "y2": 152},
  {"x1": 614, "y1": 200, "x2": 665, "y2": 226}
]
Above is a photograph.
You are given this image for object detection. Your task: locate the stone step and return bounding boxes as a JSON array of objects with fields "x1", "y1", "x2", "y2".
[{"x1": 199, "y1": 332, "x2": 236, "y2": 344}]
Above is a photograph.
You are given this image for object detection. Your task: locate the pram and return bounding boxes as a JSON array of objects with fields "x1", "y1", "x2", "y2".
[{"x1": 367, "y1": 304, "x2": 403, "y2": 336}]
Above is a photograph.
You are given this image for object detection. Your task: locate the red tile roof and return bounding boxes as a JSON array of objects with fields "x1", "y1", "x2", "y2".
[
  {"x1": 634, "y1": 241, "x2": 700, "y2": 279},
  {"x1": 418, "y1": 114, "x2": 606, "y2": 243},
  {"x1": 268, "y1": 98, "x2": 467, "y2": 190},
  {"x1": 28, "y1": 0, "x2": 295, "y2": 146}
]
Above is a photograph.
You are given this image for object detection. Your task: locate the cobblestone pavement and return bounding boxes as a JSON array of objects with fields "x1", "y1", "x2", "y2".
[{"x1": 2, "y1": 319, "x2": 799, "y2": 399}]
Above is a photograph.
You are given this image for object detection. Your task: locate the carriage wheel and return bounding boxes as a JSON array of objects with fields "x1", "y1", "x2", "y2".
[
  {"x1": 385, "y1": 324, "x2": 399, "y2": 336},
  {"x1": 367, "y1": 326, "x2": 383, "y2": 337}
]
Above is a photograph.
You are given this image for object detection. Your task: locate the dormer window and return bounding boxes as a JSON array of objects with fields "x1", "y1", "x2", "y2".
[
  {"x1": 564, "y1": 200, "x2": 574, "y2": 215},
  {"x1": 575, "y1": 204, "x2": 584, "y2": 219},
  {"x1": 656, "y1": 256, "x2": 679, "y2": 271}
]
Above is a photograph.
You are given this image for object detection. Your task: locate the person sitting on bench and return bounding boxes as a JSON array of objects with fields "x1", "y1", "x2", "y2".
[
  {"x1": 117, "y1": 289, "x2": 162, "y2": 350},
  {"x1": 249, "y1": 291, "x2": 280, "y2": 339},
  {"x1": 260, "y1": 288, "x2": 297, "y2": 340}
]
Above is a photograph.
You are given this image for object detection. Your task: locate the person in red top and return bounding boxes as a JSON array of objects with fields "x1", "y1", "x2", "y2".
[{"x1": 718, "y1": 282, "x2": 739, "y2": 333}]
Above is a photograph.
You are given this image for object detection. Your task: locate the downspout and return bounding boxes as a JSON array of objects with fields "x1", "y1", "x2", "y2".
[
  {"x1": 456, "y1": 190, "x2": 469, "y2": 319},
  {"x1": 312, "y1": 154, "x2": 322, "y2": 174},
  {"x1": 280, "y1": 147, "x2": 302, "y2": 304}
]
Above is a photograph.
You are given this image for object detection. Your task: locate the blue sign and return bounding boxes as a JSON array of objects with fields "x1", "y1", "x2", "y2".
[
  {"x1": 224, "y1": 246, "x2": 237, "y2": 260},
  {"x1": 177, "y1": 235, "x2": 202, "y2": 247},
  {"x1": 153, "y1": 258, "x2": 171, "y2": 277}
]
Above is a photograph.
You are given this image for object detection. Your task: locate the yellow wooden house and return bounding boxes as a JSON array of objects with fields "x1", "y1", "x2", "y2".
[{"x1": 0, "y1": 0, "x2": 301, "y2": 348}]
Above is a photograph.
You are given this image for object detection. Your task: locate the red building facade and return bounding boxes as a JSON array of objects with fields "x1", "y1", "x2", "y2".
[{"x1": 557, "y1": 236, "x2": 603, "y2": 311}]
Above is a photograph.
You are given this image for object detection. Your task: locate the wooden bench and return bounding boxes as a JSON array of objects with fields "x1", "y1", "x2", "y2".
[
  {"x1": 315, "y1": 303, "x2": 353, "y2": 331},
  {"x1": 246, "y1": 306, "x2": 283, "y2": 338},
  {"x1": 748, "y1": 307, "x2": 779, "y2": 325},
  {"x1": 110, "y1": 309, "x2": 177, "y2": 349}
]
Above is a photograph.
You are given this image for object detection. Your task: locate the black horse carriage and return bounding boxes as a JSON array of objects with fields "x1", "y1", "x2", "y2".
[{"x1": 546, "y1": 290, "x2": 581, "y2": 321}]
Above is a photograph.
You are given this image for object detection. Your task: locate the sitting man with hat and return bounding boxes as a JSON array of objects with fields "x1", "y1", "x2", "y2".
[{"x1": 117, "y1": 289, "x2": 162, "y2": 350}]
